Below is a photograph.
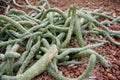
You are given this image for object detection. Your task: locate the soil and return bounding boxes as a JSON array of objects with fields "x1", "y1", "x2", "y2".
[{"x1": 0, "y1": 0, "x2": 120, "y2": 80}]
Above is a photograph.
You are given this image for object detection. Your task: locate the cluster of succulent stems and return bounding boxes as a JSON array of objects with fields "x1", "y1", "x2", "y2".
[{"x1": 0, "y1": 0, "x2": 120, "y2": 80}]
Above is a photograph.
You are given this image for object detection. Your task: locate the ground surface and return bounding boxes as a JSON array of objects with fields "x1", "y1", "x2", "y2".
[{"x1": 0, "y1": 0, "x2": 120, "y2": 80}]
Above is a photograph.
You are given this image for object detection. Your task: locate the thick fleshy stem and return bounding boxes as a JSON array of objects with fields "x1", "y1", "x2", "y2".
[
  {"x1": 43, "y1": 31, "x2": 61, "y2": 49},
  {"x1": 27, "y1": 21, "x2": 49, "y2": 33},
  {"x1": 48, "y1": 25, "x2": 69, "y2": 32},
  {"x1": 0, "y1": 45, "x2": 11, "y2": 76},
  {"x1": 112, "y1": 16, "x2": 120, "y2": 23},
  {"x1": 6, "y1": 9, "x2": 27, "y2": 15},
  {"x1": 0, "y1": 39, "x2": 21, "y2": 47},
  {"x1": 72, "y1": 49, "x2": 110, "y2": 68},
  {"x1": 40, "y1": 47, "x2": 48, "y2": 53},
  {"x1": 0, "y1": 54, "x2": 5, "y2": 61},
  {"x1": 27, "y1": 6, "x2": 41, "y2": 13},
  {"x1": 90, "y1": 12, "x2": 113, "y2": 20},
  {"x1": 94, "y1": 29, "x2": 120, "y2": 46},
  {"x1": 13, "y1": 51, "x2": 29, "y2": 69},
  {"x1": 5, "y1": 43, "x2": 20, "y2": 75},
  {"x1": 47, "y1": 54, "x2": 96, "y2": 80},
  {"x1": 1, "y1": 44, "x2": 58, "y2": 80},
  {"x1": 78, "y1": 54, "x2": 96, "y2": 80},
  {"x1": 57, "y1": 32, "x2": 66, "y2": 41},
  {"x1": 0, "y1": 15, "x2": 27, "y2": 33},
  {"x1": 18, "y1": 21, "x2": 38, "y2": 26},
  {"x1": 13, "y1": 38, "x2": 34, "y2": 68},
  {"x1": 77, "y1": 11, "x2": 120, "y2": 35},
  {"x1": 57, "y1": 43, "x2": 104, "y2": 59},
  {"x1": 58, "y1": 61, "x2": 87, "y2": 66},
  {"x1": 20, "y1": 15, "x2": 41, "y2": 24},
  {"x1": 74, "y1": 16, "x2": 84, "y2": 47},
  {"x1": 41, "y1": 8, "x2": 67, "y2": 20},
  {"x1": 17, "y1": 37, "x2": 41, "y2": 74},
  {"x1": 61, "y1": 6, "x2": 76, "y2": 48},
  {"x1": 0, "y1": 62, "x2": 6, "y2": 76},
  {"x1": 64, "y1": 17, "x2": 71, "y2": 27},
  {"x1": 41, "y1": 38, "x2": 50, "y2": 49}
]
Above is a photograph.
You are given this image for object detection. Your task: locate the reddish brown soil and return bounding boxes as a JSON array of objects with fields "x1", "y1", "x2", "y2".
[
  {"x1": 49, "y1": 0, "x2": 120, "y2": 16},
  {"x1": 0, "y1": 1, "x2": 7, "y2": 14},
  {"x1": 0, "y1": 0, "x2": 120, "y2": 80}
]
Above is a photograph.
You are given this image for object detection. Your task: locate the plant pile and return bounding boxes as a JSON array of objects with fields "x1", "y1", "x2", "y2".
[{"x1": 0, "y1": 0, "x2": 120, "y2": 80}]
